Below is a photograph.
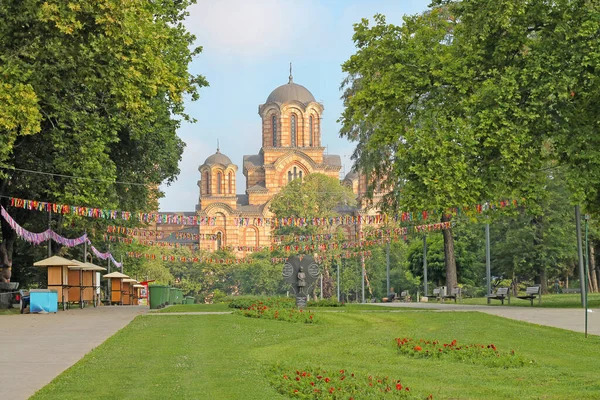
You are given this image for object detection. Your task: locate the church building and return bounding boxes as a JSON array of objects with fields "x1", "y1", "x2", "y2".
[
  {"x1": 152, "y1": 71, "x2": 381, "y2": 255},
  {"x1": 196, "y1": 72, "x2": 346, "y2": 254}
]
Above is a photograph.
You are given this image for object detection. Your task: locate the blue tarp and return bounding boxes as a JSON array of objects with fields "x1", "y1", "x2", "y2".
[{"x1": 30, "y1": 289, "x2": 58, "y2": 313}]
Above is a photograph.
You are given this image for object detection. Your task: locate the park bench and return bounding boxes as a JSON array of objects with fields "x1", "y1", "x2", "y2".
[
  {"x1": 19, "y1": 289, "x2": 30, "y2": 314},
  {"x1": 516, "y1": 286, "x2": 541, "y2": 306},
  {"x1": 487, "y1": 287, "x2": 510, "y2": 305},
  {"x1": 399, "y1": 290, "x2": 411, "y2": 302},
  {"x1": 562, "y1": 288, "x2": 581, "y2": 294},
  {"x1": 382, "y1": 293, "x2": 396, "y2": 303},
  {"x1": 432, "y1": 287, "x2": 442, "y2": 302},
  {"x1": 442, "y1": 287, "x2": 461, "y2": 303}
]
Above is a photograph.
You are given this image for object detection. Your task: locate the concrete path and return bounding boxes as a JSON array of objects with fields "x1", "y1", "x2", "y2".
[
  {"x1": 375, "y1": 302, "x2": 600, "y2": 336},
  {"x1": 0, "y1": 306, "x2": 147, "y2": 400}
]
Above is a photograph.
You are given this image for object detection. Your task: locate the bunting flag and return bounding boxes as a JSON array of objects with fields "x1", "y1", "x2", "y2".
[
  {"x1": 1, "y1": 206, "x2": 87, "y2": 247},
  {"x1": 8, "y1": 196, "x2": 523, "y2": 227},
  {"x1": 1, "y1": 206, "x2": 121, "y2": 267},
  {"x1": 106, "y1": 226, "x2": 166, "y2": 239}
]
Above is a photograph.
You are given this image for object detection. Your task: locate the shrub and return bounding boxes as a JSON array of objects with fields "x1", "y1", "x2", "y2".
[
  {"x1": 308, "y1": 298, "x2": 345, "y2": 307},
  {"x1": 228, "y1": 296, "x2": 295, "y2": 309},
  {"x1": 236, "y1": 300, "x2": 316, "y2": 324}
]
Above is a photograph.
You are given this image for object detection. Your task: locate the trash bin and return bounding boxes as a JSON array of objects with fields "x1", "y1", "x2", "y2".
[
  {"x1": 177, "y1": 289, "x2": 184, "y2": 304},
  {"x1": 185, "y1": 296, "x2": 195, "y2": 304},
  {"x1": 30, "y1": 289, "x2": 58, "y2": 313},
  {"x1": 169, "y1": 287, "x2": 182, "y2": 305},
  {"x1": 149, "y1": 285, "x2": 169, "y2": 309}
]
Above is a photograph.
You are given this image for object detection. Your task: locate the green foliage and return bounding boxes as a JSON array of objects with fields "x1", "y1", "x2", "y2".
[
  {"x1": 236, "y1": 299, "x2": 316, "y2": 324},
  {"x1": 228, "y1": 296, "x2": 295, "y2": 310},
  {"x1": 0, "y1": 0, "x2": 207, "y2": 276},
  {"x1": 307, "y1": 298, "x2": 345, "y2": 307}
]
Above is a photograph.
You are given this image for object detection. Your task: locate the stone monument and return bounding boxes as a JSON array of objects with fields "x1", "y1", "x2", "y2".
[{"x1": 282, "y1": 255, "x2": 320, "y2": 308}]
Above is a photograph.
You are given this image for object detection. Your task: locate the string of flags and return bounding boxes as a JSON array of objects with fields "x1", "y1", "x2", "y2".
[
  {"x1": 1, "y1": 206, "x2": 122, "y2": 267},
  {"x1": 8, "y1": 196, "x2": 524, "y2": 227}
]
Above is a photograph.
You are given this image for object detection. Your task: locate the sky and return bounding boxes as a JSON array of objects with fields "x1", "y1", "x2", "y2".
[{"x1": 159, "y1": 0, "x2": 432, "y2": 211}]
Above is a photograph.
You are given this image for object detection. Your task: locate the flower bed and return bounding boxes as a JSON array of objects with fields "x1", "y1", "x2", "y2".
[
  {"x1": 269, "y1": 366, "x2": 426, "y2": 399},
  {"x1": 395, "y1": 338, "x2": 532, "y2": 368},
  {"x1": 236, "y1": 300, "x2": 316, "y2": 323}
]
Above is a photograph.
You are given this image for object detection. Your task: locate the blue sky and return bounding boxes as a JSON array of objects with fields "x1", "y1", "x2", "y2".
[{"x1": 159, "y1": 0, "x2": 431, "y2": 211}]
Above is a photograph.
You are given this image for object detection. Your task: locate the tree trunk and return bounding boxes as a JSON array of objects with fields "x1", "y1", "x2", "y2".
[
  {"x1": 441, "y1": 214, "x2": 457, "y2": 290},
  {"x1": 589, "y1": 244, "x2": 598, "y2": 293},
  {"x1": 0, "y1": 197, "x2": 16, "y2": 282}
]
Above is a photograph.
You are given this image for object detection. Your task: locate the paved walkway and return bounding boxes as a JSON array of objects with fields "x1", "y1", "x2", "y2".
[
  {"x1": 375, "y1": 302, "x2": 600, "y2": 336},
  {"x1": 0, "y1": 306, "x2": 146, "y2": 400}
]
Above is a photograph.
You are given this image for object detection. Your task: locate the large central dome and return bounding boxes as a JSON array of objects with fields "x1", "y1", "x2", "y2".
[{"x1": 266, "y1": 77, "x2": 316, "y2": 104}]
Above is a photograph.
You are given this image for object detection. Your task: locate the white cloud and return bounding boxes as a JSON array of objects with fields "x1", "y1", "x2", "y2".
[{"x1": 186, "y1": 0, "x2": 330, "y2": 59}]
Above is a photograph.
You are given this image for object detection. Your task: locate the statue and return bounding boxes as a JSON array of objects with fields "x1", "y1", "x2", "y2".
[
  {"x1": 282, "y1": 255, "x2": 320, "y2": 308},
  {"x1": 297, "y1": 266, "x2": 306, "y2": 294}
]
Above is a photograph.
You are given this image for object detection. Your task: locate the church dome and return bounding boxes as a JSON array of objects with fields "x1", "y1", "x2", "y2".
[
  {"x1": 344, "y1": 170, "x2": 359, "y2": 181},
  {"x1": 266, "y1": 76, "x2": 316, "y2": 104},
  {"x1": 203, "y1": 149, "x2": 233, "y2": 166}
]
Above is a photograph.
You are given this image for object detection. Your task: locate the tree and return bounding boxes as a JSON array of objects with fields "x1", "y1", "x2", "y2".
[
  {"x1": 0, "y1": 0, "x2": 208, "y2": 281},
  {"x1": 269, "y1": 173, "x2": 356, "y2": 298}
]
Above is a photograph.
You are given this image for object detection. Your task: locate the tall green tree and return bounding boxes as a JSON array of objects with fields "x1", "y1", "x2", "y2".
[
  {"x1": 269, "y1": 173, "x2": 356, "y2": 298},
  {"x1": 0, "y1": 0, "x2": 207, "y2": 281}
]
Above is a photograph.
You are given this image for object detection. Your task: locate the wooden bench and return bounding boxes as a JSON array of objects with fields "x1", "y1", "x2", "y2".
[
  {"x1": 516, "y1": 286, "x2": 541, "y2": 306},
  {"x1": 382, "y1": 293, "x2": 396, "y2": 303},
  {"x1": 442, "y1": 287, "x2": 461, "y2": 303},
  {"x1": 399, "y1": 290, "x2": 411, "y2": 302},
  {"x1": 432, "y1": 287, "x2": 442, "y2": 302},
  {"x1": 487, "y1": 287, "x2": 510, "y2": 305}
]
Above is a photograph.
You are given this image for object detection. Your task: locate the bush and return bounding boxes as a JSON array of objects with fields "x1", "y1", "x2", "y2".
[
  {"x1": 228, "y1": 296, "x2": 295, "y2": 309},
  {"x1": 236, "y1": 300, "x2": 315, "y2": 323},
  {"x1": 308, "y1": 298, "x2": 345, "y2": 307}
]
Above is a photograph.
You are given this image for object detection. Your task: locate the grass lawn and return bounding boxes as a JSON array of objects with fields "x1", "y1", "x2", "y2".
[
  {"x1": 0, "y1": 307, "x2": 20, "y2": 315},
  {"x1": 459, "y1": 292, "x2": 600, "y2": 308},
  {"x1": 31, "y1": 308, "x2": 600, "y2": 399}
]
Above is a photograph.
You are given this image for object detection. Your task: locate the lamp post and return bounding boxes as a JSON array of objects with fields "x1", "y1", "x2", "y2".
[
  {"x1": 423, "y1": 235, "x2": 428, "y2": 296},
  {"x1": 584, "y1": 213, "x2": 590, "y2": 337}
]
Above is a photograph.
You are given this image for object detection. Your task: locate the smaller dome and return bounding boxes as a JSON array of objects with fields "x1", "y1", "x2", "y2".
[
  {"x1": 344, "y1": 170, "x2": 359, "y2": 181},
  {"x1": 203, "y1": 150, "x2": 233, "y2": 166}
]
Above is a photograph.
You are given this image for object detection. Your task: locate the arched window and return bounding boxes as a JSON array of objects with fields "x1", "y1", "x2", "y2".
[
  {"x1": 290, "y1": 114, "x2": 296, "y2": 147},
  {"x1": 287, "y1": 166, "x2": 303, "y2": 183},
  {"x1": 217, "y1": 172, "x2": 222, "y2": 194},
  {"x1": 203, "y1": 171, "x2": 210, "y2": 194},
  {"x1": 216, "y1": 232, "x2": 222, "y2": 251},
  {"x1": 272, "y1": 115, "x2": 277, "y2": 147},
  {"x1": 309, "y1": 116, "x2": 313, "y2": 147},
  {"x1": 228, "y1": 172, "x2": 233, "y2": 194}
]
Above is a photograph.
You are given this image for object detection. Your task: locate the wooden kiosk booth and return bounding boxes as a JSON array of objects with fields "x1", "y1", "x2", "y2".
[
  {"x1": 33, "y1": 256, "x2": 79, "y2": 311},
  {"x1": 133, "y1": 284, "x2": 144, "y2": 305},
  {"x1": 103, "y1": 271, "x2": 129, "y2": 305},
  {"x1": 84, "y1": 262, "x2": 107, "y2": 306},
  {"x1": 67, "y1": 260, "x2": 106, "y2": 308},
  {"x1": 121, "y1": 278, "x2": 138, "y2": 305}
]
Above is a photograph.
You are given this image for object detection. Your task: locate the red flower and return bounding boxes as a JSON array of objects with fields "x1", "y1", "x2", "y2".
[
  {"x1": 396, "y1": 383, "x2": 403, "y2": 390},
  {"x1": 339, "y1": 369, "x2": 345, "y2": 374},
  {"x1": 340, "y1": 376, "x2": 345, "y2": 381},
  {"x1": 329, "y1": 387, "x2": 335, "y2": 393},
  {"x1": 325, "y1": 377, "x2": 330, "y2": 383},
  {"x1": 310, "y1": 382, "x2": 315, "y2": 386},
  {"x1": 294, "y1": 389, "x2": 298, "y2": 393},
  {"x1": 283, "y1": 375, "x2": 288, "y2": 380},
  {"x1": 309, "y1": 315, "x2": 313, "y2": 319},
  {"x1": 316, "y1": 375, "x2": 323, "y2": 380},
  {"x1": 295, "y1": 376, "x2": 300, "y2": 381},
  {"x1": 414, "y1": 346, "x2": 423, "y2": 351},
  {"x1": 451, "y1": 339, "x2": 457, "y2": 346},
  {"x1": 302, "y1": 372, "x2": 307, "y2": 377}
]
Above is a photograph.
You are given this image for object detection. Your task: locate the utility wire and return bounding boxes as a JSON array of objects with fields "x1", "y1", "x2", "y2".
[{"x1": 0, "y1": 164, "x2": 149, "y2": 187}]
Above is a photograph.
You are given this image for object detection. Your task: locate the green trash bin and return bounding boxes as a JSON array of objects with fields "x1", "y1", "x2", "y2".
[
  {"x1": 185, "y1": 296, "x2": 195, "y2": 305},
  {"x1": 149, "y1": 285, "x2": 169, "y2": 309},
  {"x1": 168, "y1": 287, "x2": 177, "y2": 305},
  {"x1": 177, "y1": 289, "x2": 184, "y2": 304}
]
